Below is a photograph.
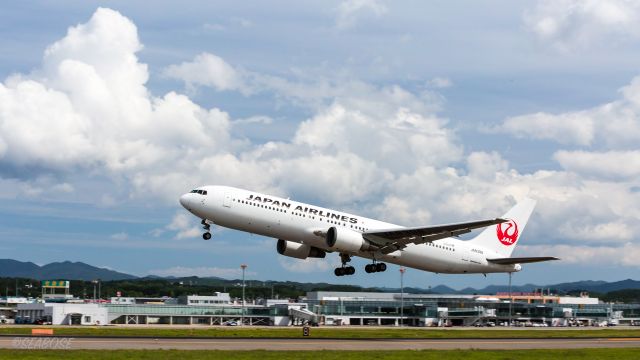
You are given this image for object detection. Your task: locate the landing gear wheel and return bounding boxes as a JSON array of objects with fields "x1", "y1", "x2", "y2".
[
  {"x1": 376, "y1": 263, "x2": 387, "y2": 272},
  {"x1": 203, "y1": 232, "x2": 211, "y2": 240},
  {"x1": 365, "y1": 264, "x2": 375, "y2": 273},
  {"x1": 334, "y1": 253, "x2": 354, "y2": 276},
  {"x1": 335, "y1": 266, "x2": 355, "y2": 276}
]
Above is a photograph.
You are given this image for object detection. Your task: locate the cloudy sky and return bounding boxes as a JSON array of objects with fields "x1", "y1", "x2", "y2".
[{"x1": 1, "y1": 1, "x2": 639, "y2": 290}]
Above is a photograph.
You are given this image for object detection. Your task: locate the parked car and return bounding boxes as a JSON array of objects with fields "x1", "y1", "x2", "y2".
[{"x1": 32, "y1": 317, "x2": 52, "y2": 325}]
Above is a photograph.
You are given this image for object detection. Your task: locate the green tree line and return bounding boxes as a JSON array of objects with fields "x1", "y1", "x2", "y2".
[
  {"x1": 2, "y1": 277, "x2": 639, "y2": 303},
  {"x1": 0, "y1": 277, "x2": 366, "y2": 301}
]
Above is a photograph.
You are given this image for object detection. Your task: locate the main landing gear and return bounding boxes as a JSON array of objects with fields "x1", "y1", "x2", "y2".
[
  {"x1": 202, "y1": 219, "x2": 212, "y2": 240},
  {"x1": 334, "y1": 253, "x2": 355, "y2": 276},
  {"x1": 365, "y1": 262, "x2": 387, "y2": 273},
  {"x1": 334, "y1": 266, "x2": 355, "y2": 276},
  {"x1": 333, "y1": 254, "x2": 388, "y2": 275}
]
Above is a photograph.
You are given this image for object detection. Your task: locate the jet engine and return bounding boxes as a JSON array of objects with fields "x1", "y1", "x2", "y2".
[
  {"x1": 325, "y1": 227, "x2": 378, "y2": 253},
  {"x1": 277, "y1": 239, "x2": 326, "y2": 259}
]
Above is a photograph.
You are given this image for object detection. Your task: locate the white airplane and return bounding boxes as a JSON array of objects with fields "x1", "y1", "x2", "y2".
[{"x1": 179, "y1": 186, "x2": 557, "y2": 276}]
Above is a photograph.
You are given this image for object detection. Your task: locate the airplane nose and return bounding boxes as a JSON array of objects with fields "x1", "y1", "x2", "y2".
[{"x1": 179, "y1": 193, "x2": 191, "y2": 209}]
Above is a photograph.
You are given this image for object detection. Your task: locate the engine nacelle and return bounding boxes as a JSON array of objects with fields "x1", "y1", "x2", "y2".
[
  {"x1": 277, "y1": 239, "x2": 326, "y2": 259},
  {"x1": 326, "y1": 227, "x2": 377, "y2": 253}
]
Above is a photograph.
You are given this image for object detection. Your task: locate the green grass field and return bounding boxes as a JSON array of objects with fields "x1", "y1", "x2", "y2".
[
  {"x1": 2, "y1": 349, "x2": 640, "y2": 360},
  {"x1": 1, "y1": 326, "x2": 639, "y2": 339}
]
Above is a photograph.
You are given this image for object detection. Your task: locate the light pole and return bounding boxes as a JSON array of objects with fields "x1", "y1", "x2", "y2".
[
  {"x1": 508, "y1": 272, "x2": 513, "y2": 327},
  {"x1": 399, "y1": 267, "x2": 406, "y2": 327},
  {"x1": 92, "y1": 280, "x2": 98, "y2": 303},
  {"x1": 241, "y1": 264, "x2": 247, "y2": 326}
]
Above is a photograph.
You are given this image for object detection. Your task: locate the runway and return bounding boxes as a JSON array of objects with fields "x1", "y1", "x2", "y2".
[{"x1": 3, "y1": 336, "x2": 640, "y2": 350}]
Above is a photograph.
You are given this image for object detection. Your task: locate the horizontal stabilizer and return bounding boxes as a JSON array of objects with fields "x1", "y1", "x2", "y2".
[{"x1": 486, "y1": 256, "x2": 559, "y2": 265}]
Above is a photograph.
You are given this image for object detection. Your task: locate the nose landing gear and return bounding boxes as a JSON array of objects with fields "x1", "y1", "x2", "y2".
[{"x1": 202, "y1": 219, "x2": 211, "y2": 240}]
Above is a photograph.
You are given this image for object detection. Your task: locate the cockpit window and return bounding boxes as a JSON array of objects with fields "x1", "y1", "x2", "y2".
[{"x1": 190, "y1": 189, "x2": 208, "y2": 195}]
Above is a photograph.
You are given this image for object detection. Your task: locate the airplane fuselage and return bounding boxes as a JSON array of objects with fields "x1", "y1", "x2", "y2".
[{"x1": 180, "y1": 185, "x2": 520, "y2": 275}]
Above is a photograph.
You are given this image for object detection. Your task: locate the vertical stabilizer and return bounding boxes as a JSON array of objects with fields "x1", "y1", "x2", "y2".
[{"x1": 467, "y1": 198, "x2": 536, "y2": 257}]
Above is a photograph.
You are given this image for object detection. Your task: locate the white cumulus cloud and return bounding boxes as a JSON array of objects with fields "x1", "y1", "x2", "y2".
[
  {"x1": 110, "y1": 232, "x2": 129, "y2": 241},
  {"x1": 427, "y1": 77, "x2": 453, "y2": 89},
  {"x1": 163, "y1": 52, "x2": 245, "y2": 92},
  {"x1": 1, "y1": 7, "x2": 639, "y2": 257},
  {"x1": 554, "y1": 150, "x2": 640, "y2": 180},
  {"x1": 525, "y1": 0, "x2": 640, "y2": 51},
  {"x1": 498, "y1": 111, "x2": 595, "y2": 146},
  {"x1": 0, "y1": 8, "x2": 233, "y2": 199},
  {"x1": 167, "y1": 212, "x2": 201, "y2": 239},
  {"x1": 494, "y1": 75, "x2": 640, "y2": 147},
  {"x1": 335, "y1": 0, "x2": 387, "y2": 29}
]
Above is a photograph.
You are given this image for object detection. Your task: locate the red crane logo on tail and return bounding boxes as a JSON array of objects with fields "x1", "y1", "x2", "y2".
[{"x1": 496, "y1": 219, "x2": 518, "y2": 246}]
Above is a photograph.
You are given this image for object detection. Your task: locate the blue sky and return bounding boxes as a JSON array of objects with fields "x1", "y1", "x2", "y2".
[{"x1": 1, "y1": 1, "x2": 639, "y2": 290}]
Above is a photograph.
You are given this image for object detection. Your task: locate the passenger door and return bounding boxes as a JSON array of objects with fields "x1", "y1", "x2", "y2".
[{"x1": 223, "y1": 192, "x2": 232, "y2": 208}]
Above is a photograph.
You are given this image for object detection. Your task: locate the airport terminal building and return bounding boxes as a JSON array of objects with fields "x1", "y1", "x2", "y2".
[{"x1": 14, "y1": 291, "x2": 640, "y2": 327}]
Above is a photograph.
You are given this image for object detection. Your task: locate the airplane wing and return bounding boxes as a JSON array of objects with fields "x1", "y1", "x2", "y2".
[
  {"x1": 363, "y1": 218, "x2": 508, "y2": 254},
  {"x1": 486, "y1": 257, "x2": 559, "y2": 265}
]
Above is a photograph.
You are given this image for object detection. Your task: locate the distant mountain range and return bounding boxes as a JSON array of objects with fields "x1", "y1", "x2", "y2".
[
  {"x1": 0, "y1": 259, "x2": 137, "y2": 281},
  {"x1": 1, "y1": 259, "x2": 639, "y2": 294},
  {"x1": 378, "y1": 279, "x2": 640, "y2": 295}
]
